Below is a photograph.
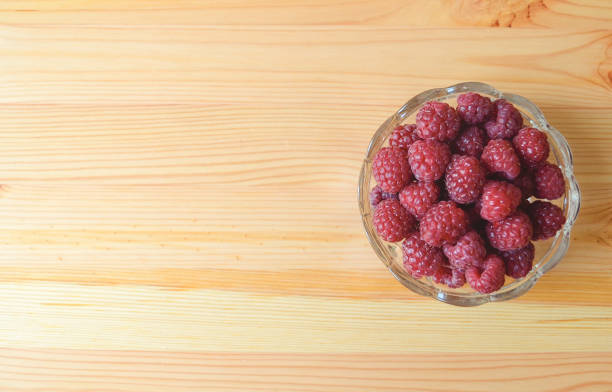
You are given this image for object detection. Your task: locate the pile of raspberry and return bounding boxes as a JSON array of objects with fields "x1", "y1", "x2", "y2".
[{"x1": 370, "y1": 93, "x2": 566, "y2": 294}]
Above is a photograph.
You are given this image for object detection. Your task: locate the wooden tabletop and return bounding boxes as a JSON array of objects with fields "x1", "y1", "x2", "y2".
[{"x1": 1, "y1": 1, "x2": 612, "y2": 391}]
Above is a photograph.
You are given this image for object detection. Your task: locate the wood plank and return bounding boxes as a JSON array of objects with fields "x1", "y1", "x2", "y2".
[
  {"x1": 1, "y1": 28, "x2": 610, "y2": 106},
  {"x1": 1, "y1": 284, "x2": 612, "y2": 352},
  {"x1": 0, "y1": 349, "x2": 611, "y2": 392},
  {"x1": 0, "y1": 0, "x2": 610, "y2": 28}
]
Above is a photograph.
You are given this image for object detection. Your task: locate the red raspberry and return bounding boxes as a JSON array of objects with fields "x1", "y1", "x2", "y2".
[
  {"x1": 399, "y1": 181, "x2": 439, "y2": 219},
  {"x1": 453, "y1": 126, "x2": 487, "y2": 158},
  {"x1": 534, "y1": 163, "x2": 565, "y2": 200},
  {"x1": 420, "y1": 201, "x2": 469, "y2": 247},
  {"x1": 512, "y1": 170, "x2": 536, "y2": 199},
  {"x1": 369, "y1": 185, "x2": 398, "y2": 207},
  {"x1": 456, "y1": 92, "x2": 495, "y2": 125},
  {"x1": 481, "y1": 139, "x2": 521, "y2": 180},
  {"x1": 479, "y1": 180, "x2": 522, "y2": 222},
  {"x1": 484, "y1": 99, "x2": 523, "y2": 139},
  {"x1": 500, "y1": 242, "x2": 535, "y2": 279},
  {"x1": 372, "y1": 147, "x2": 412, "y2": 193},
  {"x1": 432, "y1": 265, "x2": 466, "y2": 288},
  {"x1": 465, "y1": 254, "x2": 505, "y2": 293},
  {"x1": 415, "y1": 101, "x2": 461, "y2": 142},
  {"x1": 445, "y1": 155, "x2": 486, "y2": 204},
  {"x1": 373, "y1": 199, "x2": 415, "y2": 242},
  {"x1": 402, "y1": 233, "x2": 445, "y2": 279},
  {"x1": 408, "y1": 139, "x2": 451, "y2": 182},
  {"x1": 513, "y1": 127, "x2": 550, "y2": 167},
  {"x1": 486, "y1": 210, "x2": 533, "y2": 251},
  {"x1": 528, "y1": 200, "x2": 566, "y2": 240},
  {"x1": 442, "y1": 230, "x2": 487, "y2": 270},
  {"x1": 389, "y1": 124, "x2": 420, "y2": 150},
  {"x1": 370, "y1": 186, "x2": 384, "y2": 207}
]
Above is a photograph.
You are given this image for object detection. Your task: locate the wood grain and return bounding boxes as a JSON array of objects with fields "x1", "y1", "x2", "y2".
[
  {"x1": 1, "y1": 350, "x2": 611, "y2": 392},
  {"x1": 0, "y1": 0, "x2": 611, "y2": 391},
  {"x1": 0, "y1": 0, "x2": 610, "y2": 28},
  {"x1": 2, "y1": 283, "x2": 612, "y2": 352}
]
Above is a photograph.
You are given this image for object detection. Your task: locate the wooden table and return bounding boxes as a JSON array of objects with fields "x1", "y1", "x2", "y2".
[{"x1": 1, "y1": 1, "x2": 611, "y2": 391}]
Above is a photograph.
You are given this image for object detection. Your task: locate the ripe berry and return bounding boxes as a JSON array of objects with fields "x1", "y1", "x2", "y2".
[
  {"x1": 402, "y1": 233, "x2": 445, "y2": 279},
  {"x1": 456, "y1": 92, "x2": 495, "y2": 125},
  {"x1": 513, "y1": 127, "x2": 550, "y2": 167},
  {"x1": 369, "y1": 185, "x2": 398, "y2": 207},
  {"x1": 486, "y1": 210, "x2": 533, "y2": 251},
  {"x1": 481, "y1": 139, "x2": 521, "y2": 180},
  {"x1": 432, "y1": 265, "x2": 466, "y2": 288},
  {"x1": 389, "y1": 124, "x2": 420, "y2": 150},
  {"x1": 416, "y1": 101, "x2": 461, "y2": 142},
  {"x1": 420, "y1": 201, "x2": 469, "y2": 247},
  {"x1": 534, "y1": 163, "x2": 565, "y2": 200},
  {"x1": 512, "y1": 170, "x2": 536, "y2": 199},
  {"x1": 500, "y1": 242, "x2": 535, "y2": 279},
  {"x1": 399, "y1": 181, "x2": 439, "y2": 219},
  {"x1": 453, "y1": 126, "x2": 487, "y2": 158},
  {"x1": 528, "y1": 200, "x2": 566, "y2": 240},
  {"x1": 445, "y1": 155, "x2": 486, "y2": 204},
  {"x1": 479, "y1": 180, "x2": 522, "y2": 222},
  {"x1": 373, "y1": 199, "x2": 415, "y2": 242},
  {"x1": 372, "y1": 147, "x2": 412, "y2": 193},
  {"x1": 484, "y1": 99, "x2": 523, "y2": 139},
  {"x1": 408, "y1": 139, "x2": 451, "y2": 182},
  {"x1": 442, "y1": 230, "x2": 487, "y2": 270},
  {"x1": 465, "y1": 254, "x2": 505, "y2": 294}
]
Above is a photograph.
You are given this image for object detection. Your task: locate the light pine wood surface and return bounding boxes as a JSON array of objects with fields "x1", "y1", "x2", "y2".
[{"x1": 1, "y1": 1, "x2": 612, "y2": 391}]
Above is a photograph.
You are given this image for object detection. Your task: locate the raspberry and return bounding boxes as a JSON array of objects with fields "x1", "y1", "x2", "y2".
[
  {"x1": 382, "y1": 191, "x2": 398, "y2": 200},
  {"x1": 465, "y1": 254, "x2": 505, "y2": 293},
  {"x1": 528, "y1": 200, "x2": 566, "y2": 240},
  {"x1": 486, "y1": 210, "x2": 533, "y2": 251},
  {"x1": 415, "y1": 101, "x2": 461, "y2": 142},
  {"x1": 373, "y1": 199, "x2": 416, "y2": 242},
  {"x1": 402, "y1": 233, "x2": 445, "y2": 279},
  {"x1": 534, "y1": 163, "x2": 565, "y2": 200},
  {"x1": 479, "y1": 180, "x2": 522, "y2": 222},
  {"x1": 456, "y1": 92, "x2": 495, "y2": 125},
  {"x1": 513, "y1": 127, "x2": 550, "y2": 167},
  {"x1": 453, "y1": 126, "x2": 487, "y2": 158},
  {"x1": 372, "y1": 147, "x2": 413, "y2": 193},
  {"x1": 500, "y1": 242, "x2": 535, "y2": 279},
  {"x1": 432, "y1": 265, "x2": 466, "y2": 288},
  {"x1": 484, "y1": 99, "x2": 523, "y2": 139},
  {"x1": 420, "y1": 201, "x2": 469, "y2": 247},
  {"x1": 369, "y1": 185, "x2": 398, "y2": 207},
  {"x1": 512, "y1": 170, "x2": 535, "y2": 199},
  {"x1": 442, "y1": 230, "x2": 487, "y2": 270},
  {"x1": 408, "y1": 139, "x2": 451, "y2": 182},
  {"x1": 399, "y1": 181, "x2": 439, "y2": 219},
  {"x1": 445, "y1": 155, "x2": 486, "y2": 204},
  {"x1": 389, "y1": 124, "x2": 420, "y2": 150},
  {"x1": 481, "y1": 139, "x2": 521, "y2": 180}
]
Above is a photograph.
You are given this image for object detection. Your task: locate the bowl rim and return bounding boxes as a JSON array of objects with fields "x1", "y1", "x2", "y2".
[{"x1": 358, "y1": 81, "x2": 581, "y2": 306}]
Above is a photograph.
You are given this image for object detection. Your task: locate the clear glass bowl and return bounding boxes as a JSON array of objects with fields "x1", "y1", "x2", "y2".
[{"x1": 358, "y1": 82, "x2": 581, "y2": 306}]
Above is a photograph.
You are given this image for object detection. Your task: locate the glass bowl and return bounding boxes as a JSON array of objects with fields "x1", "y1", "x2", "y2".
[{"x1": 358, "y1": 82, "x2": 580, "y2": 306}]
